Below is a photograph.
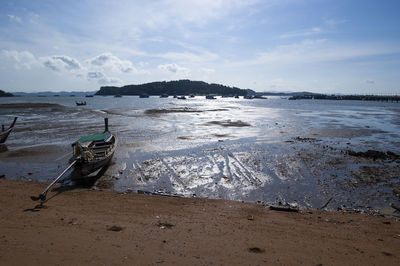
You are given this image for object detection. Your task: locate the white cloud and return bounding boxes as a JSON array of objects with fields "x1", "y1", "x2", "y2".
[
  {"x1": 325, "y1": 19, "x2": 348, "y2": 27},
  {"x1": 87, "y1": 71, "x2": 104, "y2": 79},
  {"x1": 280, "y1": 27, "x2": 322, "y2": 39},
  {"x1": 200, "y1": 67, "x2": 215, "y2": 74},
  {"x1": 229, "y1": 39, "x2": 400, "y2": 67},
  {"x1": 0, "y1": 50, "x2": 38, "y2": 69},
  {"x1": 42, "y1": 55, "x2": 82, "y2": 72},
  {"x1": 87, "y1": 71, "x2": 121, "y2": 85},
  {"x1": 98, "y1": 77, "x2": 121, "y2": 85},
  {"x1": 7, "y1": 14, "x2": 22, "y2": 24},
  {"x1": 85, "y1": 53, "x2": 135, "y2": 73},
  {"x1": 158, "y1": 63, "x2": 189, "y2": 75},
  {"x1": 158, "y1": 50, "x2": 219, "y2": 63}
]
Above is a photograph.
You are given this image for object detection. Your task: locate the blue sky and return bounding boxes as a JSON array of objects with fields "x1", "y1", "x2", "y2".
[{"x1": 0, "y1": 0, "x2": 399, "y2": 94}]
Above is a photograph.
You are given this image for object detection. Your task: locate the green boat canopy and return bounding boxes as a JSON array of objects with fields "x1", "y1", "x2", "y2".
[{"x1": 75, "y1": 132, "x2": 111, "y2": 144}]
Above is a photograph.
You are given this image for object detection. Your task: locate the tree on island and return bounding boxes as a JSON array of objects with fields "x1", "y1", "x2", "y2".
[
  {"x1": 0, "y1": 90, "x2": 14, "y2": 97},
  {"x1": 95, "y1": 80, "x2": 252, "y2": 96}
]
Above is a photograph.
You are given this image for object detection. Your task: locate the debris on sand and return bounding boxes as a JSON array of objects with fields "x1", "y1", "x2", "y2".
[
  {"x1": 107, "y1": 225, "x2": 123, "y2": 232},
  {"x1": 269, "y1": 205, "x2": 299, "y2": 213},
  {"x1": 248, "y1": 247, "x2": 265, "y2": 253},
  {"x1": 157, "y1": 222, "x2": 174, "y2": 229}
]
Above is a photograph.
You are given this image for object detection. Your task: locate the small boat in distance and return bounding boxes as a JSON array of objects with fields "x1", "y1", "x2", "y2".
[
  {"x1": 76, "y1": 101, "x2": 86, "y2": 106},
  {"x1": 85, "y1": 95, "x2": 94, "y2": 98},
  {"x1": 31, "y1": 118, "x2": 117, "y2": 202},
  {"x1": 160, "y1": 94, "x2": 169, "y2": 98},
  {"x1": 177, "y1": 96, "x2": 186, "y2": 100},
  {"x1": 139, "y1": 94, "x2": 149, "y2": 98},
  {"x1": 0, "y1": 117, "x2": 17, "y2": 144},
  {"x1": 206, "y1": 95, "x2": 216, "y2": 99},
  {"x1": 114, "y1": 94, "x2": 122, "y2": 98}
]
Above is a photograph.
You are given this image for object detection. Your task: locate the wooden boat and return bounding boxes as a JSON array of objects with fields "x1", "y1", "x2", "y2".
[
  {"x1": 0, "y1": 117, "x2": 17, "y2": 144},
  {"x1": 70, "y1": 118, "x2": 117, "y2": 176},
  {"x1": 76, "y1": 101, "x2": 86, "y2": 106},
  {"x1": 31, "y1": 118, "x2": 117, "y2": 201}
]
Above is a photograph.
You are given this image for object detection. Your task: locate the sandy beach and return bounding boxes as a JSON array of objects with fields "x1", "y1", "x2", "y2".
[{"x1": 0, "y1": 178, "x2": 399, "y2": 265}]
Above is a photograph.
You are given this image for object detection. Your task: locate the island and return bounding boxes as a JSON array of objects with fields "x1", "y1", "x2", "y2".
[
  {"x1": 0, "y1": 90, "x2": 14, "y2": 97},
  {"x1": 95, "y1": 80, "x2": 251, "y2": 96}
]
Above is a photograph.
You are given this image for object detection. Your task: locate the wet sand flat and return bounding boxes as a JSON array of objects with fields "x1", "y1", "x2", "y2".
[
  {"x1": 1, "y1": 178, "x2": 400, "y2": 265},
  {"x1": 1, "y1": 98, "x2": 400, "y2": 212}
]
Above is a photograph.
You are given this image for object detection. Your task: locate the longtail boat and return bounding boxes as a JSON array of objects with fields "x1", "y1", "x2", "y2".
[
  {"x1": 31, "y1": 118, "x2": 117, "y2": 201},
  {"x1": 0, "y1": 117, "x2": 17, "y2": 144},
  {"x1": 71, "y1": 118, "x2": 117, "y2": 176},
  {"x1": 76, "y1": 101, "x2": 87, "y2": 106}
]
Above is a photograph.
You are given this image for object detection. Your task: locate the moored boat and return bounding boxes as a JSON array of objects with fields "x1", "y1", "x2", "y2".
[
  {"x1": 71, "y1": 118, "x2": 117, "y2": 176},
  {"x1": 31, "y1": 118, "x2": 117, "y2": 201},
  {"x1": 76, "y1": 101, "x2": 86, "y2": 106}
]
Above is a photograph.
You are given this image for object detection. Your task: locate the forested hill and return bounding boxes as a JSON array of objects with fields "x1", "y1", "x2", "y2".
[
  {"x1": 0, "y1": 90, "x2": 13, "y2": 97},
  {"x1": 95, "y1": 80, "x2": 250, "y2": 96}
]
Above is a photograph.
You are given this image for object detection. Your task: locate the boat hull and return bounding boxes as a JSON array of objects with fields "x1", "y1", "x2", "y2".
[
  {"x1": 71, "y1": 134, "x2": 117, "y2": 176},
  {"x1": 74, "y1": 152, "x2": 115, "y2": 176}
]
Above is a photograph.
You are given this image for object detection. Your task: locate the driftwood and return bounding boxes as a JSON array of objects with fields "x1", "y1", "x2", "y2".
[
  {"x1": 319, "y1": 197, "x2": 333, "y2": 210},
  {"x1": 137, "y1": 190, "x2": 183, "y2": 198},
  {"x1": 269, "y1": 206, "x2": 299, "y2": 213}
]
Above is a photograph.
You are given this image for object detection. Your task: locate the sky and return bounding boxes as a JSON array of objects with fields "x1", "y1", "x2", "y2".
[{"x1": 0, "y1": 0, "x2": 399, "y2": 94}]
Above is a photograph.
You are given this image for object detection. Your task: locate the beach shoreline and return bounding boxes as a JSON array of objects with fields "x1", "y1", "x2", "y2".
[{"x1": 1, "y1": 178, "x2": 399, "y2": 265}]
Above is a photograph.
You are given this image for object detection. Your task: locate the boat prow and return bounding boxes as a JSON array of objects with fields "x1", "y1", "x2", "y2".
[{"x1": 0, "y1": 117, "x2": 17, "y2": 144}]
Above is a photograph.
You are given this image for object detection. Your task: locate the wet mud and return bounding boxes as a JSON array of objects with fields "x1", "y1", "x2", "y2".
[{"x1": 1, "y1": 97, "x2": 399, "y2": 216}]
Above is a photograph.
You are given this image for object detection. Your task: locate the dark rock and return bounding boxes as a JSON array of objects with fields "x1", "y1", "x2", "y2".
[
  {"x1": 248, "y1": 247, "x2": 265, "y2": 253},
  {"x1": 107, "y1": 225, "x2": 123, "y2": 232}
]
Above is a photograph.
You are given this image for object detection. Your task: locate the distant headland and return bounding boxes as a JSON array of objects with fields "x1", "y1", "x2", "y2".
[
  {"x1": 96, "y1": 80, "x2": 250, "y2": 96},
  {"x1": 0, "y1": 90, "x2": 13, "y2": 97}
]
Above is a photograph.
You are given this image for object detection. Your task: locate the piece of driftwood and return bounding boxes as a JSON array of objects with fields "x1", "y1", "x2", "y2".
[
  {"x1": 137, "y1": 190, "x2": 183, "y2": 198},
  {"x1": 319, "y1": 197, "x2": 333, "y2": 210},
  {"x1": 269, "y1": 206, "x2": 299, "y2": 212}
]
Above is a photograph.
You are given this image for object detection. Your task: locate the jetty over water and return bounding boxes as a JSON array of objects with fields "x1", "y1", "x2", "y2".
[{"x1": 289, "y1": 94, "x2": 400, "y2": 102}]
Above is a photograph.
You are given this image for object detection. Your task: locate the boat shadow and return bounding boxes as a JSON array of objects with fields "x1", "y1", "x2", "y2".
[
  {"x1": 24, "y1": 164, "x2": 111, "y2": 212},
  {"x1": 52, "y1": 163, "x2": 111, "y2": 195}
]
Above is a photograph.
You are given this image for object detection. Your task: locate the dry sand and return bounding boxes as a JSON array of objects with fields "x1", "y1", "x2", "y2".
[{"x1": 1, "y1": 178, "x2": 399, "y2": 265}]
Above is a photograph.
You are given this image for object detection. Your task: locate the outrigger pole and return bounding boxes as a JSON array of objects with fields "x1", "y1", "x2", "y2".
[{"x1": 30, "y1": 160, "x2": 77, "y2": 202}]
